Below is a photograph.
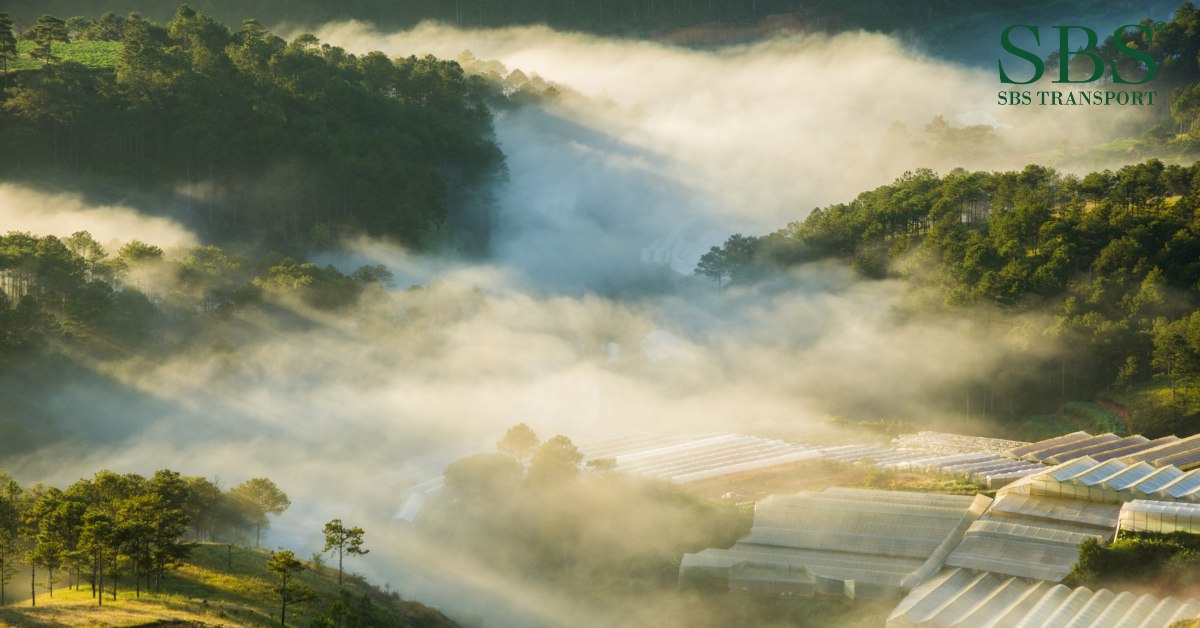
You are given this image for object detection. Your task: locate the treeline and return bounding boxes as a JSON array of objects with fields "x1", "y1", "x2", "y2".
[
  {"x1": 698, "y1": 160, "x2": 1200, "y2": 436},
  {"x1": 0, "y1": 230, "x2": 396, "y2": 365},
  {"x1": 0, "y1": 6, "x2": 502, "y2": 251},
  {"x1": 0, "y1": 470, "x2": 289, "y2": 606},
  {"x1": 1, "y1": 0, "x2": 1051, "y2": 38}
]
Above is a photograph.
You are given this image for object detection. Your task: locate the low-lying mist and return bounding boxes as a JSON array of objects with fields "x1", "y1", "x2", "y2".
[{"x1": 0, "y1": 19, "x2": 1155, "y2": 627}]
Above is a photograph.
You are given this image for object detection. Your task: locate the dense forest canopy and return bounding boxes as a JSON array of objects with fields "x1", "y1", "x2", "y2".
[
  {"x1": 0, "y1": 6, "x2": 503, "y2": 253},
  {"x1": 1, "y1": 0, "x2": 1089, "y2": 39},
  {"x1": 699, "y1": 159, "x2": 1200, "y2": 437}
]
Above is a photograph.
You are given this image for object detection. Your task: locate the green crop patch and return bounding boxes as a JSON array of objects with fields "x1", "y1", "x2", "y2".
[{"x1": 9, "y1": 40, "x2": 123, "y2": 71}]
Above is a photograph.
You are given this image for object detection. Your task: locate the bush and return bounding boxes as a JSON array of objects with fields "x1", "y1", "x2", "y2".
[{"x1": 1065, "y1": 532, "x2": 1200, "y2": 593}]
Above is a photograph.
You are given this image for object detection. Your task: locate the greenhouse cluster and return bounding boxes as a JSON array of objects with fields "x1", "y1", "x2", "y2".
[
  {"x1": 1006, "y1": 432, "x2": 1200, "y2": 469},
  {"x1": 680, "y1": 488, "x2": 990, "y2": 599},
  {"x1": 887, "y1": 567, "x2": 1200, "y2": 628},
  {"x1": 677, "y1": 442, "x2": 1200, "y2": 626}
]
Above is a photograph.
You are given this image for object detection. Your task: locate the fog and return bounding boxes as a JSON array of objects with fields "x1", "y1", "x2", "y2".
[
  {"x1": 0, "y1": 21, "x2": 1156, "y2": 627},
  {"x1": 317, "y1": 21, "x2": 1154, "y2": 228},
  {"x1": 0, "y1": 183, "x2": 199, "y2": 248}
]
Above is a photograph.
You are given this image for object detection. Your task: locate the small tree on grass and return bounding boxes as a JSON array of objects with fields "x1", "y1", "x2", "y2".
[
  {"x1": 232, "y1": 478, "x2": 290, "y2": 548},
  {"x1": 322, "y1": 519, "x2": 367, "y2": 586},
  {"x1": 267, "y1": 549, "x2": 314, "y2": 627}
]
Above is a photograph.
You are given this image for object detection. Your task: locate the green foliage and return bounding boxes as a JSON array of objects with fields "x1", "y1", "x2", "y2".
[
  {"x1": 0, "y1": 467, "x2": 285, "y2": 607},
  {"x1": 29, "y1": 15, "x2": 68, "y2": 64},
  {"x1": 496, "y1": 422, "x2": 540, "y2": 462},
  {"x1": 1016, "y1": 414, "x2": 1079, "y2": 442},
  {"x1": 422, "y1": 453, "x2": 750, "y2": 600},
  {"x1": 527, "y1": 435, "x2": 585, "y2": 484},
  {"x1": 695, "y1": 233, "x2": 761, "y2": 289},
  {"x1": 0, "y1": 230, "x2": 399, "y2": 377},
  {"x1": 1065, "y1": 532, "x2": 1200, "y2": 593},
  {"x1": 231, "y1": 478, "x2": 290, "y2": 548},
  {"x1": 1059, "y1": 401, "x2": 1127, "y2": 435},
  {"x1": 709, "y1": 159, "x2": 1200, "y2": 432},
  {"x1": 0, "y1": 7, "x2": 502, "y2": 251},
  {"x1": 8, "y1": 40, "x2": 120, "y2": 70},
  {"x1": 321, "y1": 519, "x2": 367, "y2": 586},
  {"x1": 267, "y1": 549, "x2": 316, "y2": 626},
  {"x1": 0, "y1": 13, "x2": 16, "y2": 87}
]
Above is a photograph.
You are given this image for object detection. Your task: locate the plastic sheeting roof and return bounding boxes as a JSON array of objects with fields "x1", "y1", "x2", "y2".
[
  {"x1": 1119, "y1": 499, "x2": 1200, "y2": 534},
  {"x1": 573, "y1": 430, "x2": 824, "y2": 484},
  {"x1": 1005, "y1": 457, "x2": 1200, "y2": 504},
  {"x1": 942, "y1": 492, "x2": 1119, "y2": 582},
  {"x1": 680, "y1": 488, "x2": 989, "y2": 599},
  {"x1": 1006, "y1": 432, "x2": 1200, "y2": 470},
  {"x1": 891, "y1": 432, "x2": 1029, "y2": 456},
  {"x1": 887, "y1": 567, "x2": 1200, "y2": 628}
]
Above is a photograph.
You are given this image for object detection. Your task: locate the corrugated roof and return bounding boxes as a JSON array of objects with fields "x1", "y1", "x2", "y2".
[
  {"x1": 1010, "y1": 458, "x2": 1200, "y2": 505},
  {"x1": 1007, "y1": 432, "x2": 1091, "y2": 459},
  {"x1": 680, "y1": 488, "x2": 988, "y2": 599},
  {"x1": 886, "y1": 568, "x2": 1200, "y2": 627}
]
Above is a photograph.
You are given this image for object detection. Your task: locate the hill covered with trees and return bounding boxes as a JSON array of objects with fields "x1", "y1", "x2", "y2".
[
  {"x1": 0, "y1": 6, "x2": 503, "y2": 253},
  {"x1": 0, "y1": 467, "x2": 446, "y2": 626},
  {"x1": 698, "y1": 159, "x2": 1200, "y2": 438},
  {"x1": 0, "y1": 0, "x2": 1090, "y2": 40}
]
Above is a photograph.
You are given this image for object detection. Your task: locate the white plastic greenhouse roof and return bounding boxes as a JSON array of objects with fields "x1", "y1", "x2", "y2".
[
  {"x1": 887, "y1": 568, "x2": 1200, "y2": 628},
  {"x1": 573, "y1": 430, "x2": 824, "y2": 484},
  {"x1": 942, "y1": 492, "x2": 1119, "y2": 582},
  {"x1": 1119, "y1": 499, "x2": 1200, "y2": 534},
  {"x1": 680, "y1": 487, "x2": 989, "y2": 598},
  {"x1": 891, "y1": 431, "x2": 1029, "y2": 455},
  {"x1": 1007, "y1": 431, "x2": 1200, "y2": 470},
  {"x1": 1004, "y1": 457, "x2": 1200, "y2": 504}
]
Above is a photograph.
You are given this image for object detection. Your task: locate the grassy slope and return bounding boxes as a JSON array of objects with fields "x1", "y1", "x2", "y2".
[
  {"x1": 1014, "y1": 401, "x2": 1128, "y2": 441},
  {"x1": 0, "y1": 543, "x2": 456, "y2": 627}
]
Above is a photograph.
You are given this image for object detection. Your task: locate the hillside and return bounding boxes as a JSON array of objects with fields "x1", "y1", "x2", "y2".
[
  {"x1": 0, "y1": 7, "x2": 504, "y2": 253},
  {"x1": 0, "y1": 543, "x2": 457, "y2": 627}
]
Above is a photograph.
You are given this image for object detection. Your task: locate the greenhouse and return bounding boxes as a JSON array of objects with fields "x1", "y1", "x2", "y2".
[
  {"x1": 891, "y1": 431, "x2": 1028, "y2": 455},
  {"x1": 679, "y1": 488, "x2": 990, "y2": 599},
  {"x1": 573, "y1": 430, "x2": 824, "y2": 484},
  {"x1": 941, "y1": 491, "x2": 1119, "y2": 582},
  {"x1": 1006, "y1": 431, "x2": 1094, "y2": 460},
  {"x1": 1004, "y1": 457, "x2": 1200, "y2": 504},
  {"x1": 823, "y1": 447, "x2": 1044, "y2": 488},
  {"x1": 1122, "y1": 434, "x2": 1200, "y2": 469},
  {"x1": 887, "y1": 567, "x2": 1200, "y2": 627},
  {"x1": 1003, "y1": 432, "x2": 1200, "y2": 468},
  {"x1": 1118, "y1": 500, "x2": 1200, "y2": 535}
]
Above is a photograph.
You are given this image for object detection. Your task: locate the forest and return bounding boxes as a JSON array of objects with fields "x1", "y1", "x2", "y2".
[
  {"x1": 0, "y1": 469, "x2": 288, "y2": 604},
  {"x1": 1, "y1": 0, "x2": 1079, "y2": 39},
  {"x1": 0, "y1": 7, "x2": 503, "y2": 253},
  {"x1": 698, "y1": 159, "x2": 1200, "y2": 437}
]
